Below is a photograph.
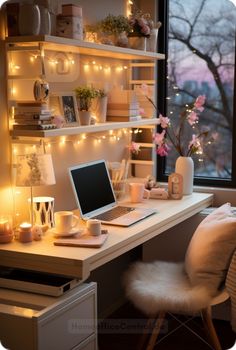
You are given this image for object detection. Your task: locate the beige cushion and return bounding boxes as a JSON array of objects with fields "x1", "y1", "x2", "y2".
[{"x1": 185, "y1": 203, "x2": 236, "y2": 291}]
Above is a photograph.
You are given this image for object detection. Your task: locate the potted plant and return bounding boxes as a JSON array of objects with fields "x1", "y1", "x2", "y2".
[
  {"x1": 97, "y1": 14, "x2": 131, "y2": 46},
  {"x1": 74, "y1": 86, "x2": 98, "y2": 125},
  {"x1": 91, "y1": 89, "x2": 108, "y2": 123}
]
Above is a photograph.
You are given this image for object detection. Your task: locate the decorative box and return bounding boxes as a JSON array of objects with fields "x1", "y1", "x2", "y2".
[
  {"x1": 56, "y1": 15, "x2": 83, "y2": 40},
  {"x1": 62, "y1": 4, "x2": 82, "y2": 17}
]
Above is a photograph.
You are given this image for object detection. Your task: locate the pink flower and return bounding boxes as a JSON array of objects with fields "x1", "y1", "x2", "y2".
[
  {"x1": 129, "y1": 141, "x2": 140, "y2": 154},
  {"x1": 187, "y1": 111, "x2": 199, "y2": 126},
  {"x1": 139, "y1": 107, "x2": 145, "y2": 116},
  {"x1": 140, "y1": 83, "x2": 153, "y2": 99},
  {"x1": 188, "y1": 134, "x2": 201, "y2": 151},
  {"x1": 194, "y1": 95, "x2": 206, "y2": 112},
  {"x1": 153, "y1": 130, "x2": 166, "y2": 147},
  {"x1": 159, "y1": 114, "x2": 170, "y2": 128},
  {"x1": 156, "y1": 143, "x2": 170, "y2": 156}
]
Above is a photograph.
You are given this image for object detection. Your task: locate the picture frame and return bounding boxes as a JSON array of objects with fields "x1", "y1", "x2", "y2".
[{"x1": 49, "y1": 92, "x2": 79, "y2": 125}]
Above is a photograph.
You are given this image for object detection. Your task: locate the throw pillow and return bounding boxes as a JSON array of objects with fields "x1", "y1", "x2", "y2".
[{"x1": 185, "y1": 203, "x2": 236, "y2": 292}]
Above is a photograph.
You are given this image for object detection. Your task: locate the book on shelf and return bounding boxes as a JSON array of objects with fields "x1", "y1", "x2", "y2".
[
  {"x1": 107, "y1": 110, "x2": 140, "y2": 117},
  {"x1": 107, "y1": 102, "x2": 139, "y2": 110},
  {"x1": 12, "y1": 124, "x2": 57, "y2": 130},
  {"x1": 15, "y1": 106, "x2": 51, "y2": 114},
  {"x1": 106, "y1": 115, "x2": 142, "y2": 122},
  {"x1": 14, "y1": 120, "x2": 53, "y2": 125},
  {"x1": 14, "y1": 114, "x2": 52, "y2": 121}
]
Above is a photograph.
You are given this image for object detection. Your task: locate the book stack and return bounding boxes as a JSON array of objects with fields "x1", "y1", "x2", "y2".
[
  {"x1": 13, "y1": 101, "x2": 57, "y2": 130},
  {"x1": 106, "y1": 89, "x2": 141, "y2": 122}
]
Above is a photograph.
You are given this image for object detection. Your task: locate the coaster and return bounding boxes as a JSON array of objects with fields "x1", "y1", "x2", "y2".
[{"x1": 50, "y1": 227, "x2": 82, "y2": 238}]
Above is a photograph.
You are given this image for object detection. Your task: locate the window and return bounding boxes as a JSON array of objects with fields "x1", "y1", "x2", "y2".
[{"x1": 157, "y1": 0, "x2": 236, "y2": 187}]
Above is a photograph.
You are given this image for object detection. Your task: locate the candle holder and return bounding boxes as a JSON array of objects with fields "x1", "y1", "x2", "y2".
[
  {"x1": 0, "y1": 215, "x2": 13, "y2": 244},
  {"x1": 32, "y1": 196, "x2": 55, "y2": 228},
  {"x1": 19, "y1": 222, "x2": 33, "y2": 243}
]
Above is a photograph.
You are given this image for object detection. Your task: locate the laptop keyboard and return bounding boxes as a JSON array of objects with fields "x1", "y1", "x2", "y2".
[{"x1": 92, "y1": 206, "x2": 135, "y2": 222}]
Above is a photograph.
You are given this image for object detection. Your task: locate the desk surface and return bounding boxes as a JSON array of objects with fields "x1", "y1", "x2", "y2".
[{"x1": 0, "y1": 192, "x2": 213, "y2": 280}]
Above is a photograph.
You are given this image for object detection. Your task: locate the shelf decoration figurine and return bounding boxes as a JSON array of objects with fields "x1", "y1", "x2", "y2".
[{"x1": 15, "y1": 153, "x2": 56, "y2": 228}]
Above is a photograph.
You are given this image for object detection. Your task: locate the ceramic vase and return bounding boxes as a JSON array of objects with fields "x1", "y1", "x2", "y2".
[
  {"x1": 38, "y1": 5, "x2": 51, "y2": 35},
  {"x1": 175, "y1": 156, "x2": 194, "y2": 195},
  {"x1": 19, "y1": 3, "x2": 40, "y2": 36},
  {"x1": 79, "y1": 111, "x2": 91, "y2": 125},
  {"x1": 147, "y1": 28, "x2": 159, "y2": 52},
  {"x1": 91, "y1": 96, "x2": 108, "y2": 123}
]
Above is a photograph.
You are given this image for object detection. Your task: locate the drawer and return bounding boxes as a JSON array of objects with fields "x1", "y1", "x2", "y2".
[
  {"x1": 0, "y1": 282, "x2": 97, "y2": 350},
  {"x1": 73, "y1": 333, "x2": 97, "y2": 350}
]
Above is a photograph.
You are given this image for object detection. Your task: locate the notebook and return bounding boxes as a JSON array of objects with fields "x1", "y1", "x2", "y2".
[{"x1": 68, "y1": 159, "x2": 157, "y2": 227}]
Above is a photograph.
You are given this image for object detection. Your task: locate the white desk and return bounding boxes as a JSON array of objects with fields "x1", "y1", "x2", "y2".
[{"x1": 0, "y1": 192, "x2": 213, "y2": 280}]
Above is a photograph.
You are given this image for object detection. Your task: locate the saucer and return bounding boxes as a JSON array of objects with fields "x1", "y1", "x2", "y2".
[{"x1": 51, "y1": 227, "x2": 82, "y2": 238}]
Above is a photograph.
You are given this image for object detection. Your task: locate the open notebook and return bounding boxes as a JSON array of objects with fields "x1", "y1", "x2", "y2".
[{"x1": 68, "y1": 159, "x2": 157, "y2": 227}]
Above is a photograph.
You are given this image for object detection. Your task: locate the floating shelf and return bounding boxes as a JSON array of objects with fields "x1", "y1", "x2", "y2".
[
  {"x1": 10, "y1": 119, "x2": 159, "y2": 138},
  {"x1": 6, "y1": 35, "x2": 165, "y2": 61}
]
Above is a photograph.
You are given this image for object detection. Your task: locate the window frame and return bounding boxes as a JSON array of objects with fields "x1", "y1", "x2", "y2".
[{"x1": 156, "y1": 0, "x2": 236, "y2": 188}]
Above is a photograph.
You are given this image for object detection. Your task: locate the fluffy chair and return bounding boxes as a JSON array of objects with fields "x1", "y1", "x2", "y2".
[{"x1": 124, "y1": 203, "x2": 236, "y2": 350}]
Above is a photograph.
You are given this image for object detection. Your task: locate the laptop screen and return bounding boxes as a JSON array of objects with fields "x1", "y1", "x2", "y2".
[{"x1": 69, "y1": 160, "x2": 117, "y2": 218}]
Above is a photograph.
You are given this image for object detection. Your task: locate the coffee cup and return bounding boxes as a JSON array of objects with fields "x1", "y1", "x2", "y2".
[
  {"x1": 86, "y1": 219, "x2": 101, "y2": 236},
  {"x1": 129, "y1": 183, "x2": 150, "y2": 203},
  {"x1": 54, "y1": 211, "x2": 79, "y2": 233}
]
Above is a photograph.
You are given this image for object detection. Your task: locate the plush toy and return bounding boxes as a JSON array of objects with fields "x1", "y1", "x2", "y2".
[{"x1": 32, "y1": 225, "x2": 43, "y2": 241}]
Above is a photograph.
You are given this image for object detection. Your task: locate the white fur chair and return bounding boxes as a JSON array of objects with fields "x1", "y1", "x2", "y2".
[
  {"x1": 124, "y1": 204, "x2": 236, "y2": 350},
  {"x1": 124, "y1": 261, "x2": 229, "y2": 350}
]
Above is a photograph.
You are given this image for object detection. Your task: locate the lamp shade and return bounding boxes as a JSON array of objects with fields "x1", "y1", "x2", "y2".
[{"x1": 16, "y1": 153, "x2": 56, "y2": 187}]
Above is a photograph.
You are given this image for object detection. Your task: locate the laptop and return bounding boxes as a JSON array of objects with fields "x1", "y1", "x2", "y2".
[{"x1": 68, "y1": 159, "x2": 157, "y2": 227}]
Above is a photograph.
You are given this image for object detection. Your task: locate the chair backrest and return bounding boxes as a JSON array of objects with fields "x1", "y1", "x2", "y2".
[{"x1": 185, "y1": 203, "x2": 236, "y2": 294}]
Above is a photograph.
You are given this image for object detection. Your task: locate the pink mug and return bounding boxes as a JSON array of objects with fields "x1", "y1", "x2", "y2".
[{"x1": 129, "y1": 183, "x2": 150, "y2": 203}]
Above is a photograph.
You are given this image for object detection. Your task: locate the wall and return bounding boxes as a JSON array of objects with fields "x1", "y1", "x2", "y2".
[{"x1": 0, "y1": 0, "x2": 131, "y2": 224}]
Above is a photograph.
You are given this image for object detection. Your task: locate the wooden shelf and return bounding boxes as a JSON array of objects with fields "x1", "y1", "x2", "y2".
[
  {"x1": 10, "y1": 118, "x2": 158, "y2": 138},
  {"x1": 6, "y1": 35, "x2": 165, "y2": 61}
]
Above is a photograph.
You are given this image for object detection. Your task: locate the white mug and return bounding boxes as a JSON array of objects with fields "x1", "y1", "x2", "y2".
[
  {"x1": 86, "y1": 219, "x2": 101, "y2": 236},
  {"x1": 129, "y1": 183, "x2": 150, "y2": 203},
  {"x1": 54, "y1": 211, "x2": 79, "y2": 233}
]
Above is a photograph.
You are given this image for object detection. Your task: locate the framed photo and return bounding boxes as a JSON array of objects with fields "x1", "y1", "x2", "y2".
[
  {"x1": 49, "y1": 92, "x2": 79, "y2": 125},
  {"x1": 168, "y1": 172, "x2": 183, "y2": 200}
]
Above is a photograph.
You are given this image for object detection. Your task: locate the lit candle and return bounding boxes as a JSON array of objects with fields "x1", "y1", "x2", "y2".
[{"x1": 19, "y1": 222, "x2": 33, "y2": 243}]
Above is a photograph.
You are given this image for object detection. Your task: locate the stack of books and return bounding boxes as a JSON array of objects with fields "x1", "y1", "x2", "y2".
[
  {"x1": 13, "y1": 101, "x2": 57, "y2": 130},
  {"x1": 106, "y1": 89, "x2": 141, "y2": 122}
]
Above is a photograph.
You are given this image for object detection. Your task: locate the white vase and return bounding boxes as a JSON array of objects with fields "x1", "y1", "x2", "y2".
[
  {"x1": 147, "y1": 28, "x2": 159, "y2": 52},
  {"x1": 91, "y1": 96, "x2": 108, "y2": 123},
  {"x1": 19, "y1": 3, "x2": 40, "y2": 36},
  {"x1": 38, "y1": 5, "x2": 51, "y2": 35},
  {"x1": 175, "y1": 156, "x2": 194, "y2": 195}
]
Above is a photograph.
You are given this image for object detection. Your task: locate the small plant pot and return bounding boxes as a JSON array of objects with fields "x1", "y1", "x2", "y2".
[
  {"x1": 128, "y1": 36, "x2": 147, "y2": 50},
  {"x1": 79, "y1": 111, "x2": 91, "y2": 125}
]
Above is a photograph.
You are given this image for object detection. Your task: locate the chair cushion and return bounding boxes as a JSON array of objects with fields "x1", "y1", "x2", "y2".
[
  {"x1": 185, "y1": 203, "x2": 236, "y2": 291},
  {"x1": 123, "y1": 261, "x2": 213, "y2": 316}
]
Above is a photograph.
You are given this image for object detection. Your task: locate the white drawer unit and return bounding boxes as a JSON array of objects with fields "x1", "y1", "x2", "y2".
[{"x1": 0, "y1": 282, "x2": 97, "y2": 350}]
